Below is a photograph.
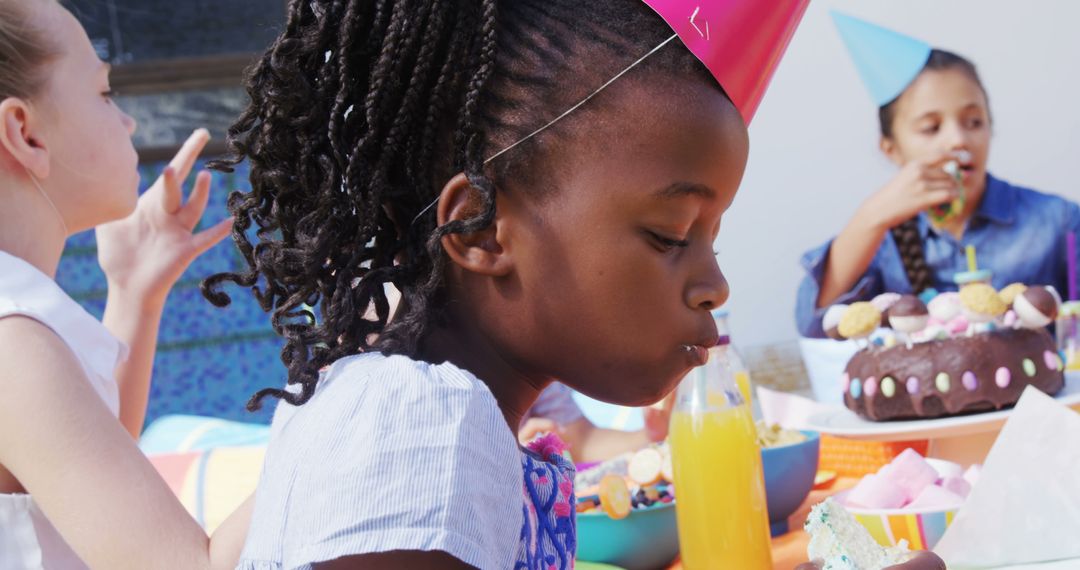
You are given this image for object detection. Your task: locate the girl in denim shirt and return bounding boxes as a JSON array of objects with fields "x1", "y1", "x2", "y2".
[{"x1": 797, "y1": 22, "x2": 1080, "y2": 338}]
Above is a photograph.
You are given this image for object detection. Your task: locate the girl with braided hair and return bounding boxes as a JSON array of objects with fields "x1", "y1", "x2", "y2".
[
  {"x1": 0, "y1": 0, "x2": 251, "y2": 567},
  {"x1": 796, "y1": 15, "x2": 1080, "y2": 338},
  {"x1": 206, "y1": 0, "x2": 806, "y2": 567}
]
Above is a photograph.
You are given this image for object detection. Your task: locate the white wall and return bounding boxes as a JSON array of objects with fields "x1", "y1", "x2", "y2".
[{"x1": 724, "y1": 0, "x2": 1080, "y2": 348}]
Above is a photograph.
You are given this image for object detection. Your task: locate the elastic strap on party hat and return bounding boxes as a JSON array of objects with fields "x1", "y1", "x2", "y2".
[
  {"x1": 413, "y1": 0, "x2": 808, "y2": 226},
  {"x1": 411, "y1": 33, "x2": 678, "y2": 226}
]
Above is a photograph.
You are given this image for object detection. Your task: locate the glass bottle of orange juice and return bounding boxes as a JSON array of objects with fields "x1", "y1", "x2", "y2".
[
  {"x1": 711, "y1": 309, "x2": 752, "y2": 407},
  {"x1": 669, "y1": 346, "x2": 772, "y2": 569}
]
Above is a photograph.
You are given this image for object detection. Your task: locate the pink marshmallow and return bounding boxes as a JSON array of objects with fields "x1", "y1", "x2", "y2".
[
  {"x1": 906, "y1": 484, "x2": 965, "y2": 510},
  {"x1": 963, "y1": 464, "x2": 982, "y2": 487},
  {"x1": 878, "y1": 448, "x2": 940, "y2": 502},
  {"x1": 929, "y1": 459, "x2": 963, "y2": 480},
  {"x1": 947, "y1": 316, "x2": 970, "y2": 334},
  {"x1": 846, "y1": 474, "x2": 908, "y2": 509},
  {"x1": 939, "y1": 476, "x2": 972, "y2": 498}
]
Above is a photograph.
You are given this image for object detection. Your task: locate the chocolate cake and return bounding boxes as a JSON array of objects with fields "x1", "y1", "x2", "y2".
[{"x1": 843, "y1": 328, "x2": 1065, "y2": 421}]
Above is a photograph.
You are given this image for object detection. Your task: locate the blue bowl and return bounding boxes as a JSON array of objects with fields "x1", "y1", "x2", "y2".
[
  {"x1": 761, "y1": 430, "x2": 821, "y2": 536},
  {"x1": 576, "y1": 501, "x2": 679, "y2": 570}
]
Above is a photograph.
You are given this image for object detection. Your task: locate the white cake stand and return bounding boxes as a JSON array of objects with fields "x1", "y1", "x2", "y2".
[{"x1": 804, "y1": 372, "x2": 1080, "y2": 466}]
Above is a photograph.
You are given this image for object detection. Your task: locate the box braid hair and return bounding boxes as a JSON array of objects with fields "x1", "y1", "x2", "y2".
[
  {"x1": 878, "y1": 48, "x2": 989, "y2": 294},
  {"x1": 202, "y1": 0, "x2": 719, "y2": 411}
]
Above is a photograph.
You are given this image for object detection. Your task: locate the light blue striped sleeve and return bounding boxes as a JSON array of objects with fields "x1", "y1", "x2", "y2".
[{"x1": 238, "y1": 354, "x2": 523, "y2": 570}]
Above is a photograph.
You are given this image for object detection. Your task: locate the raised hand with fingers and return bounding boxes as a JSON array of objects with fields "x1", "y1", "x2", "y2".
[
  {"x1": 96, "y1": 128, "x2": 233, "y2": 306},
  {"x1": 861, "y1": 150, "x2": 961, "y2": 232}
]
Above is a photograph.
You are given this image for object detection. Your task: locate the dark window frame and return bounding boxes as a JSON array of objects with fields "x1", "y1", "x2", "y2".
[
  {"x1": 95, "y1": 0, "x2": 290, "y2": 162},
  {"x1": 110, "y1": 53, "x2": 254, "y2": 97},
  {"x1": 112, "y1": 53, "x2": 255, "y2": 162}
]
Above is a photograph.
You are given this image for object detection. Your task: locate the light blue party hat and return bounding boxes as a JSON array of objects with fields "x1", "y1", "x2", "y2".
[{"x1": 831, "y1": 11, "x2": 932, "y2": 106}]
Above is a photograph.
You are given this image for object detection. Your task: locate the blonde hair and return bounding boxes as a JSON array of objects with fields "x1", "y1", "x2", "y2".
[{"x1": 0, "y1": 0, "x2": 58, "y2": 100}]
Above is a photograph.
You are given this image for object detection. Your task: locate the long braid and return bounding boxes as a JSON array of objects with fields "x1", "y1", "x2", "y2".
[
  {"x1": 878, "y1": 48, "x2": 990, "y2": 296},
  {"x1": 204, "y1": 0, "x2": 718, "y2": 410},
  {"x1": 891, "y1": 218, "x2": 933, "y2": 294}
]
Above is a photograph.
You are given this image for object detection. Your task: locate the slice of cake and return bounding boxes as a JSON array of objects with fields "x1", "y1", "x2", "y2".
[{"x1": 802, "y1": 498, "x2": 914, "y2": 569}]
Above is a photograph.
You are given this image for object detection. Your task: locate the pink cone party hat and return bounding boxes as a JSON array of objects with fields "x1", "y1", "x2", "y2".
[{"x1": 641, "y1": 0, "x2": 810, "y2": 124}]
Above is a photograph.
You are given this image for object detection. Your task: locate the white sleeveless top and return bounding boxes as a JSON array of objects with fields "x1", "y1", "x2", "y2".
[{"x1": 0, "y1": 250, "x2": 128, "y2": 570}]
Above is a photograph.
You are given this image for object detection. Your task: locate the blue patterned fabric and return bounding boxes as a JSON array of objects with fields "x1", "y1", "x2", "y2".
[
  {"x1": 55, "y1": 160, "x2": 282, "y2": 426},
  {"x1": 517, "y1": 448, "x2": 577, "y2": 570}
]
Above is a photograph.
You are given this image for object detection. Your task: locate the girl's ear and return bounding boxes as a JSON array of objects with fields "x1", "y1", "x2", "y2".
[
  {"x1": 0, "y1": 97, "x2": 50, "y2": 178},
  {"x1": 437, "y1": 173, "x2": 513, "y2": 277},
  {"x1": 879, "y1": 135, "x2": 904, "y2": 168}
]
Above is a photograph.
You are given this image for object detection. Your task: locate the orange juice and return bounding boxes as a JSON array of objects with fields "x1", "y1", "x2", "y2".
[
  {"x1": 710, "y1": 309, "x2": 753, "y2": 409},
  {"x1": 734, "y1": 370, "x2": 753, "y2": 408},
  {"x1": 669, "y1": 404, "x2": 772, "y2": 569}
]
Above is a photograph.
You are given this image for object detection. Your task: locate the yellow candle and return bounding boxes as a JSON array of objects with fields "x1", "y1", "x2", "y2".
[{"x1": 966, "y1": 245, "x2": 977, "y2": 273}]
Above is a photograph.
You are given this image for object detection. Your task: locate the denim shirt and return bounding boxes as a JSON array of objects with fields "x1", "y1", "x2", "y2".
[{"x1": 795, "y1": 173, "x2": 1080, "y2": 338}]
